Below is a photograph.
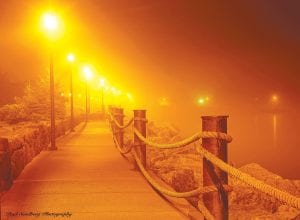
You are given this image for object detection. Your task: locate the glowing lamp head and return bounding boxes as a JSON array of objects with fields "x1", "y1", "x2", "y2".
[
  {"x1": 198, "y1": 98, "x2": 205, "y2": 105},
  {"x1": 159, "y1": 97, "x2": 169, "y2": 106},
  {"x1": 83, "y1": 66, "x2": 93, "y2": 81},
  {"x1": 271, "y1": 95, "x2": 279, "y2": 104},
  {"x1": 99, "y1": 78, "x2": 105, "y2": 87},
  {"x1": 67, "y1": 53, "x2": 75, "y2": 63},
  {"x1": 126, "y1": 93, "x2": 133, "y2": 101},
  {"x1": 43, "y1": 13, "x2": 58, "y2": 31}
]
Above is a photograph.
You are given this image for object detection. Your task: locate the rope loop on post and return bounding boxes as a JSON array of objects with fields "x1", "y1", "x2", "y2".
[
  {"x1": 108, "y1": 112, "x2": 134, "y2": 129},
  {"x1": 112, "y1": 135, "x2": 133, "y2": 155},
  {"x1": 134, "y1": 117, "x2": 148, "y2": 123},
  {"x1": 196, "y1": 145, "x2": 300, "y2": 210},
  {"x1": 133, "y1": 128, "x2": 232, "y2": 149}
]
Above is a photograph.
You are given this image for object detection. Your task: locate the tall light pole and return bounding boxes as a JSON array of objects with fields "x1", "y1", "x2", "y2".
[
  {"x1": 83, "y1": 66, "x2": 93, "y2": 122},
  {"x1": 99, "y1": 78, "x2": 105, "y2": 114},
  {"x1": 67, "y1": 53, "x2": 75, "y2": 131},
  {"x1": 42, "y1": 12, "x2": 59, "y2": 150}
]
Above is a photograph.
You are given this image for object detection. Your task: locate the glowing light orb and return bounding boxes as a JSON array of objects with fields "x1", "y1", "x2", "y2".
[
  {"x1": 43, "y1": 13, "x2": 58, "y2": 31},
  {"x1": 67, "y1": 53, "x2": 75, "y2": 62}
]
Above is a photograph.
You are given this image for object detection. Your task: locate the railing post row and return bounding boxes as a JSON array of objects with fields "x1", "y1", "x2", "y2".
[
  {"x1": 114, "y1": 108, "x2": 124, "y2": 149},
  {"x1": 110, "y1": 107, "x2": 116, "y2": 135},
  {"x1": 202, "y1": 116, "x2": 229, "y2": 220},
  {"x1": 133, "y1": 110, "x2": 147, "y2": 168}
]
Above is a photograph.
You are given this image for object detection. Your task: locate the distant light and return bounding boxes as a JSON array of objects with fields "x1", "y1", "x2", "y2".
[
  {"x1": 159, "y1": 97, "x2": 169, "y2": 106},
  {"x1": 198, "y1": 98, "x2": 205, "y2": 105},
  {"x1": 83, "y1": 66, "x2": 93, "y2": 80},
  {"x1": 43, "y1": 13, "x2": 58, "y2": 31},
  {"x1": 67, "y1": 53, "x2": 75, "y2": 62},
  {"x1": 60, "y1": 92, "x2": 64, "y2": 97},
  {"x1": 99, "y1": 78, "x2": 105, "y2": 87},
  {"x1": 78, "y1": 93, "x2": 82, "y2": 98},
  {"x1": 205, "y1": 97, "x2": 210, "y2": 101},
  {"x1": 126, "y1": 93, "x2": 133, "y2": 101},
  {"x1": 68, "y1": 93, "x2": 72, "y2": 97},
  {"x1": 272, "y1": 95, "x2": 278, "y2": 103}
]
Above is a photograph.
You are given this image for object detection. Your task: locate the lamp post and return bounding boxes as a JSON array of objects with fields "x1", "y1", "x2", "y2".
[
  {"x1": 42, "y1": 12, "x2": 59, "y2": 151},
  {"x1": 99, "y1": 78, "x2": 105, "y2": 114},
  {"x1": 67, "y1": 53, "x2": 75, "y2": 131},
  {"x1": 83, "y1": 66, "x2": 93, "y2": 122}
]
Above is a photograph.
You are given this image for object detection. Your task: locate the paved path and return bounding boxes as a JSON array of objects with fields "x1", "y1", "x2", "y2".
[{"x1": 1, "y1": 121, "x2": 186, "y2": 220}]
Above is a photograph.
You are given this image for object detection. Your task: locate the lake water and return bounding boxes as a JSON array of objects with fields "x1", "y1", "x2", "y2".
[{"x1": 149, "y1": 106, "x2": 300, "y2": 179}]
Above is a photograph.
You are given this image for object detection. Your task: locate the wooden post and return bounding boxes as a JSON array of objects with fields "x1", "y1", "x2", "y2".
[
  {"x1": 202, "y1": 116, "x2": 228, "y2": 220},
  {"x1": 114, "y1": 108, "x2": 124, "y2": 148},
  {"x1": 110, "y1": 107, "x2": 116, "y2": 135},
  {"x1": 134, "y1": 110, "x2": 147, "y2": 168},
  {"x1": 0, "y1": 138, "x2": 11, "y2": 192}
]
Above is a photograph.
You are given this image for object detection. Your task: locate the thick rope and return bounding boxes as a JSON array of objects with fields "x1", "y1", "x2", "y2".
[
  {"x1": 196, "y1": 145, "x2": 300, "y2": 210},
  {"x1": 108, "y1": 112, "x2": 134, "y2": 129},
  {"x1": 132, "y1": 149, "x2": 231, "y2": 198},
  {"x1": 134, "y1": 128, "x2": 232, "y2": 149},
  {"x1": 112, "y1": 135, "x2": 133, "y2": 154},
  {"x1": 114, "y1": 118, "x2": 133, "y2": 129},
  {"x1": 197, "y1": 201, "x2": 215, "y2": 220}
]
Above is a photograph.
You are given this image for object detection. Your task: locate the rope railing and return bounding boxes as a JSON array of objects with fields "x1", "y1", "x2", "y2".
[
  {"x1": 197, "y1": 200, "x2": 215, "y2": 220},
  {"x1": 196, "y1": 144, "x2": 300, "y2": 209},
  {"x1": 132, "y1": 148, "x2": 232, "y2": 198},
  {"x1": 107, "y1": 107, "x2": 300, "y2": 219},
  {"x1": 133, "y1": 127, "x2": 232, "y2": 149},
  {"x1": 112, "y1": 135, "x2": 133, "y2": 155},
  {"x1": 108, "y1": 112, "x2": 134, "y2": 129}
]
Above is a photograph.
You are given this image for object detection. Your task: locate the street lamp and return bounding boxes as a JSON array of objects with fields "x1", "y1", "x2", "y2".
[
  {"x1": 271, "y1": 95, "x2": 279, "y2": 104},
  {"x1": 42, "y1": 12, "x2": 60, "y2": 150},
  {"x1": 83, "y1": 66, "x2": 93, "y2": 122},
  {"x1": 67, "y1": 53, "x2": 75, "y2": 131},
  {"x1": 198, "y1": 98, "x2": 205, "y2": 105},
  {"x1": 99, "y1": 78, "x2": 105, "y2": 114}
]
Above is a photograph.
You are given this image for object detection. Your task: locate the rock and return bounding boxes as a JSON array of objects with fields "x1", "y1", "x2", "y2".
[
  {"x1": 142, "y1": 122, "x2": 300, "y2": 219},
  {"x1": 0, "y1": 116, "x2": 84, "y2": 193}
]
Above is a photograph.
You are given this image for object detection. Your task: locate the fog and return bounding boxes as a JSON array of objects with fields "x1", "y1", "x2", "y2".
[{"x1": 1, "y1": 1, "x2": 299, "y2": 178}]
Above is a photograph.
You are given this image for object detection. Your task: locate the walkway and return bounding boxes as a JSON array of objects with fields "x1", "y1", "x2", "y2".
[{"x1": 1, "y1": 121, "x2": 186, "y2": 220}]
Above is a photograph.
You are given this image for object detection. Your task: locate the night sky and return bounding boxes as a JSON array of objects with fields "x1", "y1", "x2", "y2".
[
  {"x1": 1, "y1": 1, "x2": 300, "y2": 100},
  {"x1": 1, "y1": 1, "x2": 300, "y2": 177}
]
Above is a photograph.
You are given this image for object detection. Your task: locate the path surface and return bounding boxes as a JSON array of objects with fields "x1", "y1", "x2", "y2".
[{"x1": 1, "y1": 121, "x2": 186, "y2": 220}]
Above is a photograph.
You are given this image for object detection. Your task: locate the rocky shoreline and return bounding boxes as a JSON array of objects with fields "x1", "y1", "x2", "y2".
[{"x1": 143, "y1": 121, "x2": 300, "y2": 219}]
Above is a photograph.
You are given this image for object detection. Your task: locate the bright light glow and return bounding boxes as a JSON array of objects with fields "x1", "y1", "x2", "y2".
[
  {"x1": 126, "y1": 93, "x2": 133, "y2": 101},
  {"x1": 272, "y1": 95, "x2": 278, "y2": 103},
  {"x1": 198, "y1": 98, "x2": 205, "y2": 105},
  {"x1": 159, "y1": 97, "x2": 169, "y2": 106},
  {"x1": 43, "y1": 13, "x2": 58, "y2": 31},
  {"x1": 60, "y1": 92, "x2": 64, "y2": 97},
  {"x1": 99, "y1": 78, "x2": 105, "y2": 87},
  {"x1": 83, "y1": 66, "x2": 93, "y2": 81},
  {"x1": 67, "y1": 53, "x2": 75, "y2": 62}
]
